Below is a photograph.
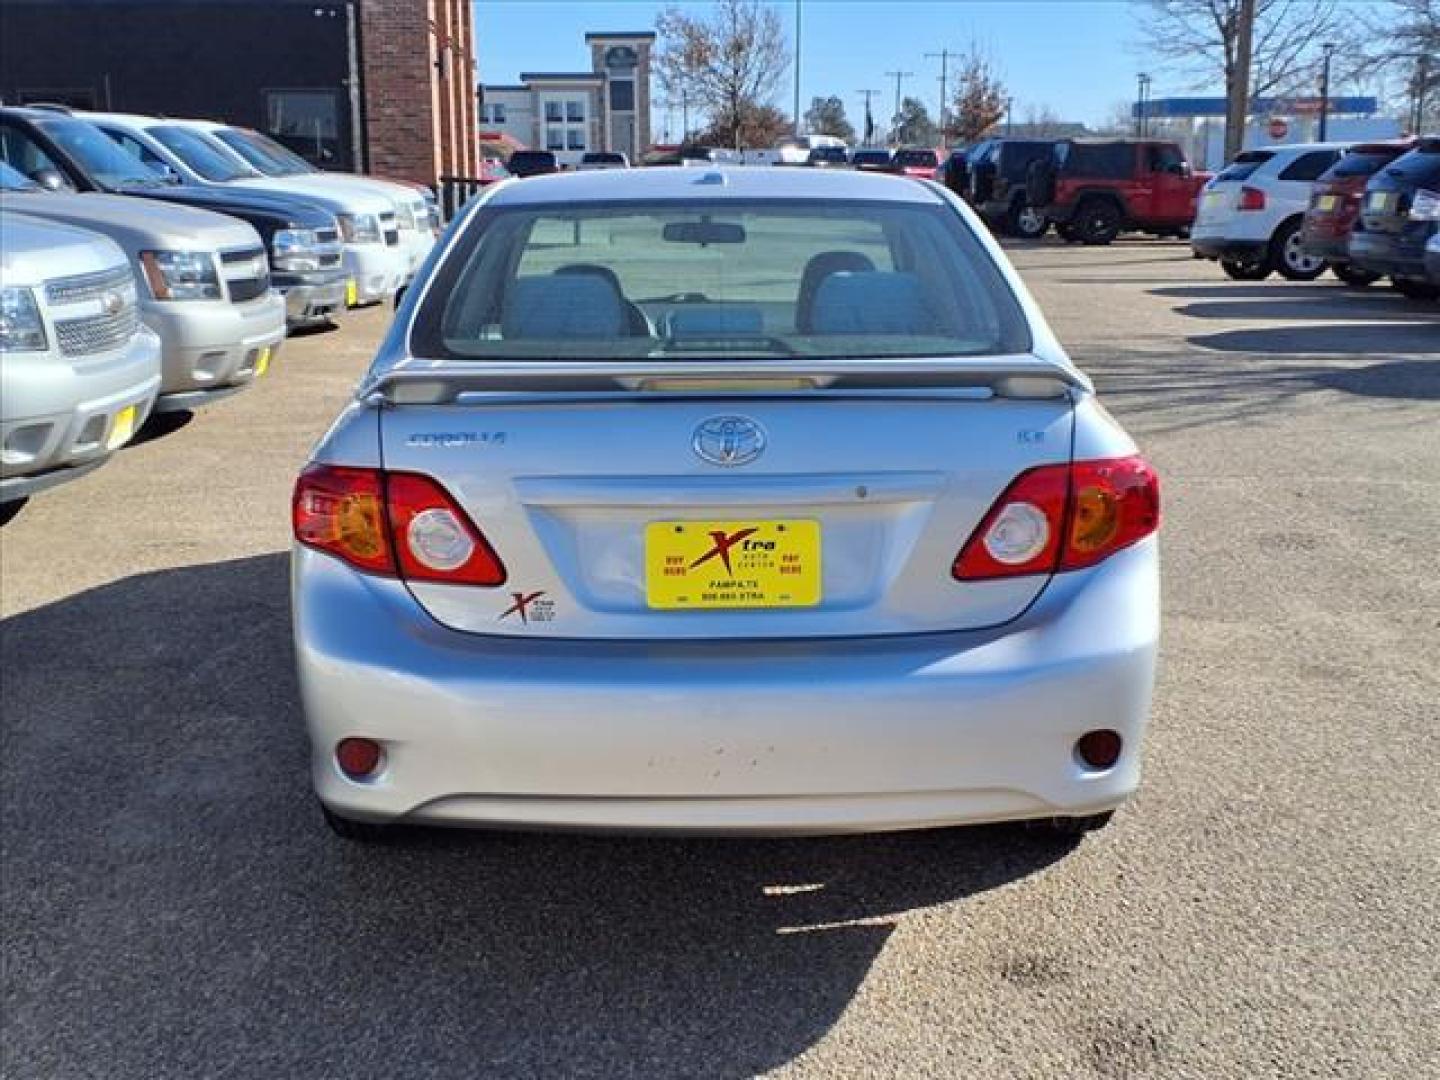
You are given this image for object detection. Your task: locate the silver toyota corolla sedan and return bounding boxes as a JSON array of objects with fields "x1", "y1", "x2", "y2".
[{"x1": 292, "y1": 167, "x2": 1160, "y2": 840}]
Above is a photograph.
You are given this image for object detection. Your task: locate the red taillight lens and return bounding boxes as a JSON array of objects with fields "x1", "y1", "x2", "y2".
[
  {"x1": 293, "y1": 464, "x2": 393, "y2": 574},
  {"x1": 953, "y1": 465, "x2": 1069, "y2": 580},
  {"x1": 1238, "y1": 185, "x2": 1266, "y2": 211},
  {"x1": 385, "y1": 471, "x2": 506, "y2": 586},
  {"x1": 293, "y1": 465, "x2": 506, "y2": 586},
  {"x1": 953, "y1": 456, "x2": 1160, "y2": 581}
]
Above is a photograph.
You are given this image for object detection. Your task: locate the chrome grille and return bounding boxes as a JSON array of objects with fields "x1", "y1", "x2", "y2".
[
  {"x1": 219, "y1": 245, "x2": 271, "y2": 303},
  {"x1": 54, "y1": 307, "x2": 140, "y2": 357},
  {"x1": 44, "y1": 264, "x2": 134, "y2": 305}
]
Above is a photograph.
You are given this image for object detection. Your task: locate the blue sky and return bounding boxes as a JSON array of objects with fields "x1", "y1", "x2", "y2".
[{"x1": 475, "y1": 1, "x2": 1177, "y2": 132}]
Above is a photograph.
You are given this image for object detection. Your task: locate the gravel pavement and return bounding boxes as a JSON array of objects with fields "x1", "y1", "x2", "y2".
[{"x1": 2, "y1": 241, "x2": 1437, "y2": 1079}]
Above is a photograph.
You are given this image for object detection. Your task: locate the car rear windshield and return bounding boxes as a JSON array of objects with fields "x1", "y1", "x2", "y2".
[
  {"x1": 1383, "y1": 147, "x2": 1440, "y2": 187},
  {"x1": 1214, "y1": 151, "x2": 1274, "y2": 182},
  {"x1": 412, "y1": 198, "x2": 1031, "y2": 362},
  {"x1": 894, "y1": 149, "x2": 938, "y2": 167},
  {"x1": 851, "y1": 150, "x2": 891, "y2": 165},
  {"x1": 1325, "y1": 149, "x2": 1404, "y2": 180}
]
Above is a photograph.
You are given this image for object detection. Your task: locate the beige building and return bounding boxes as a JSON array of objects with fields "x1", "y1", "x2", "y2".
[{"x1": 480, "y1": 31, "x2": 653, "y2": 166}]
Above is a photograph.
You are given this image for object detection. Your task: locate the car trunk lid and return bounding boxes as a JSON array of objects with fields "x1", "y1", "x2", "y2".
[{"x1": 374, "y1": 363, "x2": 1079, "y2": 639}]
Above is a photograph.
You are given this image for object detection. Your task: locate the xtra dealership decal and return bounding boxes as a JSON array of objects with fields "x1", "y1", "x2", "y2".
[
  {"x1": 688, "y1": 528, "x2": 759, "y2": 575},
  {"x1": 499, "y1": 590, "x2": 554, "y2": 624}
]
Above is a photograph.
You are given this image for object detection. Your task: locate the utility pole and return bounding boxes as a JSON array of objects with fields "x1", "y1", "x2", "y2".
[
  {"x1": 857, "y1": 88, "x2": 878, "y2": 145},
  {"x1": 925, "y1": 48, "x2": 955, "y2": 143},
  {"x1": 1318, "y1": 41, "x2": 1335, "y2": 141},
  {"x1": 884, "y1": 70, "x2": 913, "y2": 144},
  {"x1": 793, "y1": 0, "x2": 802, "y2": 137},
  {"x1": 1225, "y1": 0, "x2": 1256, "y2": 163}
]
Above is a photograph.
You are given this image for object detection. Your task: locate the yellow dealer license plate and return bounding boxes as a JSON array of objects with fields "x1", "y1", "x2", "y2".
[
  {"x1": 345, "y1": 278, "x2": 359, "y2": 307},
  {"x1": 1366, "y1": 192, "x2": 1393, "y2": 211},
  {"x1": 254, "y1": 346, "x2": 271, "y2": 377},
  {"x1": 107, "y1": 405, "x2": 136, "y2": 449},
  {"x1": 645, "y1": 519, "x2": 821, "y2": 610},
  {"x1": 1204, "y1": 191, "x2": 1224, "y2": 208},
  {"x1": 1316, "y1": 194, "x2": 1340, "y2": 212}
]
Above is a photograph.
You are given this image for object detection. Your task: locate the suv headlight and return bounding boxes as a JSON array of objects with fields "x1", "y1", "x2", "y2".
[
  {"x1": 0, "y1": 287, "x2": 47, "y2": 352},
  {"x1": 337, "y1": 212, "x2": 382, "y2": 244},
  {"x1": 139, "y1": 251, "x2": 222, "y2": 301},
  {"x1": 1409, "y1": 188, "x2": 1440, "y2": 222},
  {"x1": 272, "y1": 228, "x2": 322, "y2": 273}
]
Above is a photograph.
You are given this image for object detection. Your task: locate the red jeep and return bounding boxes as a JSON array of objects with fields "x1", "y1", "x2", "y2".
[{"x1": 1036, "y1": 139, "x2": 1211, "y2": 245}]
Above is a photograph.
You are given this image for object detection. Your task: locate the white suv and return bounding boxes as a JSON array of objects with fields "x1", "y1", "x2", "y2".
[{"x1": 1191, "y1": 143, "x2": 1348, "y2": 281}]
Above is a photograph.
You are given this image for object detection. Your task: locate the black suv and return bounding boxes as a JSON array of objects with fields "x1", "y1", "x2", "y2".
[
  {"x1": 0, "y1": 106, "x2": 348, "y2": 324},
  {"x1": 966, "y1": 138, "x2": 1057, "y2": 237},
  {"x1": 507, "y1": 150, "x2": 560, "y2": 178},
  {"x1": 1347, "y1": 138, "x2": 1440, "y2": 300}
]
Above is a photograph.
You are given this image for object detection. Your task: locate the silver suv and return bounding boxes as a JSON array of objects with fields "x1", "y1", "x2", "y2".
[
  {"x1": 1, "y1": 211, "x2": 161, "y2": 503},
  {"x1": 2, "y1": 164, "x2": 286, "y2": 414}
]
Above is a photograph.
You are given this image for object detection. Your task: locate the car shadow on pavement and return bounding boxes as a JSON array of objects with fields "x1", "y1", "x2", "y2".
[
  {"x1": 1188, "y1": 324, "x2": 1440, "y2": 358},
  {"x1": 0, "y1": 553, "x2": 1078, "y2": 1079},
  {"x1": 1174, "y1": 299, "x2": 1437, "y2": 323}
]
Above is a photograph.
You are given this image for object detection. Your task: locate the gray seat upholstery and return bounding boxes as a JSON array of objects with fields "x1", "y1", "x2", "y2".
[
  {"x1": 502, "y1": 274, "x2": 626, "y2": 339},
  {"x1": 810, "y1": 271, "x2": 933, "y2": 335},
  {"x1": 554, "y1": 264, "x2": 651, "y2": 336},
  {"x1": 796, "y1": 251, "x2": 876, "y2": 333}
]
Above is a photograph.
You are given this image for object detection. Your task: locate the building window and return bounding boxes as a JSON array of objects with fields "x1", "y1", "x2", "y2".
[
  {"x1": 567, "y1": 128, "x2": 586, "y2": 150},
  {"x1": 544, "y1": 101, "x2": 563, "y2": 123},
  {"x1": 265, "y1": 89, "x2": 341, "y2": 166},
  {"x1": 546, "y1": 128, "x2": 564, "y2": 151},
  {"x1": 484, "y1": 103, "x2": 506, "y2": 124},
  {"x1": 566, "y1": 101, "x2": 584, "y2": 123},
  {"x1": 609, "y1": 79, "x2": 635, "y2": 112}
]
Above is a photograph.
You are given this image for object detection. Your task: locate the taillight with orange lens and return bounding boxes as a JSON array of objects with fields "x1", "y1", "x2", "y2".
[
  {"x1": 1238, "y1": 186, "x2": 1266, "y2": 211},
  {"x1": 293, "y1": 464, "x2": 393, "y2": 574},
  {"x1": 1060, "y1": 457, "x2": 1160, "y2": 571},
  {"x1": 292, "y1": 465, "x2": 506, "y2": 586},
  {"x1": 953, "y1": 456, "x2": 1159, "y2": 581}
]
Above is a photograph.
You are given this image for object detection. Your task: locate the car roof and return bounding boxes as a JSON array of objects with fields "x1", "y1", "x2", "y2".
[{"x1": 483, "y1": 165, "x2": 949, "y2": 207}]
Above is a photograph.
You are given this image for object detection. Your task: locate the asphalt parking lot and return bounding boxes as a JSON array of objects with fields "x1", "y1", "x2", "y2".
[{"x1": 3, "y1": 241, "x2": 1437, "y2": 1079}]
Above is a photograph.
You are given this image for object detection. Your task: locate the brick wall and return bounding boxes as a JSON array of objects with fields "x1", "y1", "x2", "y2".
[{"x1": 360, "y1": 0, "x2": 479, "y2": 187}]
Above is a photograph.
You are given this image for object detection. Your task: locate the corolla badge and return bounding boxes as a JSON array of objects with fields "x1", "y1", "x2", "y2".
[{"x1": 692, "y1": 416, "x2": 765, "y2": 467}]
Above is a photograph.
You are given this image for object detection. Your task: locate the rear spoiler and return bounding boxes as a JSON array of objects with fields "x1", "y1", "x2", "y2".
[{"x1": 360, "y1": 356, "x2": 1092, "y2": 405}]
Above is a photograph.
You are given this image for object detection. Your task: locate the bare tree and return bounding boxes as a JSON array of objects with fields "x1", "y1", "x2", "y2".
[
  {"x1": 950, "y1": 50, "x2": 1007, "y2": 143},
  {"x1": 698, "y1": 103, "x2": 793, "y2": 149},
  {"x1": 655, "y1": 0, "x2": 790, "y2": 150},
  {"x1": 1346, "y1": 0, "x2": 1439, "y2": 131},
  {"x1": 1137, "y1": 0, "x2": 1351, "y2": 160}
]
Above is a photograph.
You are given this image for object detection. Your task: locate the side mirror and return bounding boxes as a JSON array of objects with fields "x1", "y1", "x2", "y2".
[{"x1": 29, "y1": 167, "x2": 72, "y2": 192}]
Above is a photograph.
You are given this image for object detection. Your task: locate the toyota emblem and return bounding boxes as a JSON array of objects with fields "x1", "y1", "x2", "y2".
[{"x1": 692, "y1": 416, "x2": 765, "y2": 467}]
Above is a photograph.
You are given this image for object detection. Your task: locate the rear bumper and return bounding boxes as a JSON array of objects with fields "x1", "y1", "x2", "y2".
[
  {"x1": 293, "y1": 539, "x2": 1160, "y2": 833},
  {"x1": 1190, "y1": 237, "x2": 1267, "y2": 262},
  {"x1": 1427, "y1": 248, "x2": 1440, "y2": 283},
  {"x1": 1348, "y1": 231, "x2": 1433, "y2": 282},
  {"x1": 1299, "y1": 228, "x2": 1350, "y2": 262}
]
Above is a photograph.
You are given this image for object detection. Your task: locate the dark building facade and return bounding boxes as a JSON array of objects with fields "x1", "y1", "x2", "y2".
[{"x1": 0, "y1": 0, "x2": 480, "y2": 187}]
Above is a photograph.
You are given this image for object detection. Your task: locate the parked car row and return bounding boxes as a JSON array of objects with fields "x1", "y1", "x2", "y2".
[
  {"x1": 1191, "y1": 136, "x2": 1439, "y2": 299},
  {"x1": 1, "y1": 104, "x2": 441, "y2": 507}
]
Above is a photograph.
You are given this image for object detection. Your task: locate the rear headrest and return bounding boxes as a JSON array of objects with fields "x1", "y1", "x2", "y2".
[
  {"x1": 502, "y1": 274, "x2": 625, "y2": 339},
  {"x1": 796, "y1": 250, "x2": 876, "y2": 332},
  {"x1": 809, "y1": 271, "x2": 932, "y2": 335}
]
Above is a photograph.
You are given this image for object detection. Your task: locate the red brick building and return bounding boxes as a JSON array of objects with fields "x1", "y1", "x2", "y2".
[
  {"x1": 0, "y1": 0, "x2": 482, "y2": 189},
  {"x1": 360, "y1": 0, "x2": 481, "y2": 186}
]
